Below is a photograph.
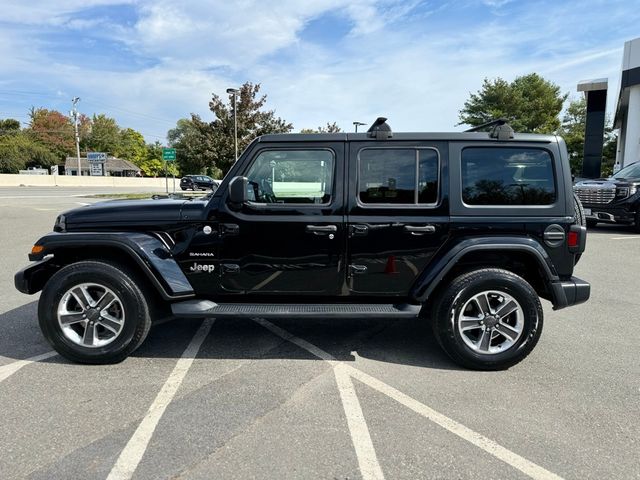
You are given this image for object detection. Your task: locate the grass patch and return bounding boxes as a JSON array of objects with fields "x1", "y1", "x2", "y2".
[{"x1": 82, "y1": 193, "x2": 156, "y2": 200}]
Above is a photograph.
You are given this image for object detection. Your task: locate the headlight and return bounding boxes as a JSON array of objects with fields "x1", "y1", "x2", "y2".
[
  {"x1": 54, "y1": 214, "x2": 66, "y2": 232},
  {"x1": 631, "y1": 185, "x2": 639, "y2": 196}
]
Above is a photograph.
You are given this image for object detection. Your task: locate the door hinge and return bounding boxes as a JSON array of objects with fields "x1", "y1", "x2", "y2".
[{"x1": 220, "y1": 223, "x2": 239, "y2": 236}]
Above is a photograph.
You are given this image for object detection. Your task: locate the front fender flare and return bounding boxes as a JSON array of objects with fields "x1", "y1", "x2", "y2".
[{"x1": 21, "y1": 232, "x2": 194, "y2": 300}]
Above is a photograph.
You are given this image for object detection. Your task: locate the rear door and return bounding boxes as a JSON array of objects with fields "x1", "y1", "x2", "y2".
[{"x1": 346, "y1": 142, "x2": 450, "y2": 296}]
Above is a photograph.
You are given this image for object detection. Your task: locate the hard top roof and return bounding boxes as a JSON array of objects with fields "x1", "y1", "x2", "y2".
[{"x1": 257, "y1": 131, "x2": 557, "y2": 143}]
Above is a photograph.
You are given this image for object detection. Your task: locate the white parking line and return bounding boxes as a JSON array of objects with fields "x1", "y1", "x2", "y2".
[
  {"x1": 0, "y1": 351, "x2": 58, "y2": 383},
  {"x1": 106, "y1": 319, "x2": 214, "y2": 480},
  {"x1": 334, "y1": 364, "x2": 385, "y2": 480},
  {"x1": 254, "y1": 319, "x2": 564, "y2": 480},
  {"x1": 611, "y1": 236, "x2": 640, "y2": 240}
]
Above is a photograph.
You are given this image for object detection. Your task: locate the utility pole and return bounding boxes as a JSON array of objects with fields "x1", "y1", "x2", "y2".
[
  {"x1": 71, "y1": 97, "x2": 81, "y2": 176},
  {"x1": 226, "y1": 88, "x2": 240, "y2": 162}
]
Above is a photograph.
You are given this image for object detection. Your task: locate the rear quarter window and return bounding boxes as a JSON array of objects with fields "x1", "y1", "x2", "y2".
[{"x1": 461, "y1": 147, "x2": 556, "y2": 206}]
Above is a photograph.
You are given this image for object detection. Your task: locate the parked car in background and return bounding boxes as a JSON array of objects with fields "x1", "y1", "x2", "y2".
[
  {"x1": 180, "y1": 175, "x2": 218, "y2": 191},
  {"x1": 574, "y1": 161, "x2": 640, "y2": 231}
]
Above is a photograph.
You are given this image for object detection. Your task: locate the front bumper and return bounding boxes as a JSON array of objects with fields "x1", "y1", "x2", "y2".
[
  {"x1": 582, "y1": 204, "x2": 635, "y2": 224},
  {"x1": 14, "y1": 258, "x2": 57, "y2": 294},
  {"x1": 550, "y1": 276, "x2": 590, "y2": 310}
]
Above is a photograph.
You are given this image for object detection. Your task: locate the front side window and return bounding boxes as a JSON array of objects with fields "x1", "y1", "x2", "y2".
[
  {"x1": 462, "y1": 148, "x2": 556, "y2": 206},
  {"x1": 245, "y1": 149, "x2": 334, "y2": 204},
  {"x1": 358, "y1": 148, "x2": 439, "y2": 205}
]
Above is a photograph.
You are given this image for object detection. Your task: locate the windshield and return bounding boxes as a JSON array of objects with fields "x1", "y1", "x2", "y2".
[{"x1": 613, "y1": 162, "x2": 640, "y2": 180}]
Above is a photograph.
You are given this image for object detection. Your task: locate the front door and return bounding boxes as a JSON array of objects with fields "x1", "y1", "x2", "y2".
[
  {"x1": 215, "y1": 144, "x2": 345, "y2": 296},
  {"x1": 346, "y1": 142, "x2": 450, "y2": 297}
]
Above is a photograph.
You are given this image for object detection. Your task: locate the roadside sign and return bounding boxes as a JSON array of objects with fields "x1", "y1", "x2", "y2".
[
  {"x1": 90, "y1": 163, "x2": 104, "y2": 176},
  {"x1": 162, "y1": 148, "x2": 176, "y2": 161},
  {"x1": 87, "y1": 152, "x2": 107, "y2": 162}
]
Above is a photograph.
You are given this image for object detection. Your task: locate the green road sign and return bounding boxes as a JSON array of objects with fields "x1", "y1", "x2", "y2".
[{"x1": 162, "y1": 148, "x2": 176, "y2": 161}]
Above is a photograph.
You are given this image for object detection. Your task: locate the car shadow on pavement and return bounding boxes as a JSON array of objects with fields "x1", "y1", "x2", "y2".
[{"x1": 0, "y1": 302, "x2": 460, "y2": 371}]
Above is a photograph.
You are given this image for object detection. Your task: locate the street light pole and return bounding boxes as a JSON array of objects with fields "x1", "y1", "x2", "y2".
[
  {"x1": 353, "y1": 121, "x2": 366, "y2": 133},
  {"x1": 71, "y1": 97, "x2": 81, "y2": 176},
  {"x1": 226, "y1": 88, "x2": 240, "y2": 162}
]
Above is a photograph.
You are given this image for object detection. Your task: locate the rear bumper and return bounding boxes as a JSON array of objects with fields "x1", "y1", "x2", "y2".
[{"x1": 550, "y1": 276, "x2": 590, "y2": 310}]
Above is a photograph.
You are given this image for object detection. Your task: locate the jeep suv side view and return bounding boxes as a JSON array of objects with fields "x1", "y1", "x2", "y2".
[
  {"x1": 574, "y1": 161, "x2": 640, "y2": 231},
  {"x1": 15, "y1": 118, "x2": 590, "y2": 370}
]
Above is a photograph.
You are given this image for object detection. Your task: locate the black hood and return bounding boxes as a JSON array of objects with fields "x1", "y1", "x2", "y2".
[{"x1": 61, "y1": 198, "x2": 208, "y2": 230}]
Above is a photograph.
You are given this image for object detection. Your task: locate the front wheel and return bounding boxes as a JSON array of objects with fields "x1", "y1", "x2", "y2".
[
  {"x1": 431, "y1": 268, "x2": 543, "y2": 370},
  {"x1": 38, "y1": 261, "x2": 152, "y2": 364}
]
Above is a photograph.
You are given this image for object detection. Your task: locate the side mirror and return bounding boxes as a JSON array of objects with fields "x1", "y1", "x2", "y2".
[{"x1": 228, "y1": 176, "x2": 248, "y2": 208}]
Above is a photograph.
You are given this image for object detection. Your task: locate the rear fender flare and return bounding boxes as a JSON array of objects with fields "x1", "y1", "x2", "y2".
[{"x1": 411, "y1": 237, "x2": 558, "y2": 303}]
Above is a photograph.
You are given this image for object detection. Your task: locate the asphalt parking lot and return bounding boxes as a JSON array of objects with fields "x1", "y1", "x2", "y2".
[{"x1": 1, "y1": 186, "x2": 639, "y2": 480}]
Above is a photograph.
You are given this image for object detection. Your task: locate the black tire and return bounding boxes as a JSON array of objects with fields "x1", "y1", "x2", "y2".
[
  {"x1": 38, "y1": 261, "x2": 152, "y2": 364},
  {"x1": 181, "y1": 187, "x2": 187, "y2": 191},
  {"x1": 586, "y1": 218, "x2": 598, "y2": 228},
  {"x1": 431, "y1": 268, "x2": 543, "y2": 371},
  {"x1": 573, "y1": 192, "x2": 586, "y2": 227}
]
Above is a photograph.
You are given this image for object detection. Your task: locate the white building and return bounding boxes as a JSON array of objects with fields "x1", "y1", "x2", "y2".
[{"x1": 614, "y1": 37, "x2": 640, "y2": 169}]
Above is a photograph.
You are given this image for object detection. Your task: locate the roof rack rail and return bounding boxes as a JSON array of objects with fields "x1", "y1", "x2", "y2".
[
  {"x1": 464, "y1": 118, "x2": 514, "y2": 140},
  {"x1": 367, "y1": 117, "x2": 393, "y2": 140}
]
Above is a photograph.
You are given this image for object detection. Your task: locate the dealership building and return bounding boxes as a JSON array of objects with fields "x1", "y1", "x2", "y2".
[
  {"x1": 577, "y1": 36, "x2": 640, "y2": 177},
  {"x1": 614, "y1": 36, "x2": 640, "y2": 169}
]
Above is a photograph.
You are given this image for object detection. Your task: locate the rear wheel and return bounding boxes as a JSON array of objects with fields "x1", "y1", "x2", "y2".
[
  {"x1": 38, "y1": 261, "x2": 152, "y2": 364},
  {"x1": 431, "y1": 268, "x2": 543, "y2": 370}
]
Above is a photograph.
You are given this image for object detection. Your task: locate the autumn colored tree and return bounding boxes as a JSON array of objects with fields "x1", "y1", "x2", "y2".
[
  {"x1": 300, "y1": 122, "x2": 342, "y2": 133},
  {"x1": 27, "y1": 108, "x2": 75, "y2": 159}
]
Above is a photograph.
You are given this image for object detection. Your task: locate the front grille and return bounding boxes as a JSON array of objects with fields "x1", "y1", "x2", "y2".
[{"x1": 574, "y1": 187, "x2": 615, "y2": 205}]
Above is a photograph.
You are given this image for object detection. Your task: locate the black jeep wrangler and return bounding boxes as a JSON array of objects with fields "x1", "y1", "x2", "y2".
[
  {"x1": 574, "y1": 161, "x2": 640, "y2": 231},
  {"x1": 15, "y1": 118, "x2": 590, "y2": 370}
]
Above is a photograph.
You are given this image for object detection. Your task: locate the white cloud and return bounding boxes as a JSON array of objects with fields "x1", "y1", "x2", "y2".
[{"x1": 0, "y1": 0, "x2": 638, "y2": 140}]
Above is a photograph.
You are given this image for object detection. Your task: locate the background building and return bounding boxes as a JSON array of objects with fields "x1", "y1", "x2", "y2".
[
  {"x1": 614, "y1": 37, "x2": 640, "y2": 169},
  {"x1": 64, "y1": 157, "x2": 141, "y2": 177}
]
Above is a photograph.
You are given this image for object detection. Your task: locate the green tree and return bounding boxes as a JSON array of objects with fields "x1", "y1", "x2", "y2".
[
  {"x1": 27, "y1": 108, "x2": 75, "y2": 159},
  {"x1": 0, "y1": 132, "x2": 58, "y2": 173},
  {"x1": 168, "y1": 116, "x2": 219, "y2": 177},
  {"x1": 118, "y1": 128, "x2": 147, "y2": 165},
  {"x1": 559, "y1": 97, "x2": 618, "y2": 176},
  {"x1": 0, "y1": 118, "x2": 21, "y2": 132},
  {"x1": 459, "y1": 73, "x2": 567, "y2": 133},
  {"x1": 140, "y1": 141, "x2": 179, "y2": 177},
  {"x1": 86, "y1": 114, "x2": 121, "y2": 154},
  {"x1": 300, "y1": 122, "x2": 342, "y2": 133},
  {"x1": 169, "y1": 82, "x2": 293, "y2": 177}
]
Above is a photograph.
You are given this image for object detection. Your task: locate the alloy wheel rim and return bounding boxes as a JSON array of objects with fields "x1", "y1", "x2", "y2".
[
  {"x1": 456, "y1": 290, "x2": 524, "y2": 355},
  {"x1": 57, "y1": 283, "x2": 125, "y2": 348}
]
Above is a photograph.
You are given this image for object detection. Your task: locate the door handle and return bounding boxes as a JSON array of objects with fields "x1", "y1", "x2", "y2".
[
  {"x1": 404, "y1": 225, "x2": 436, "y2": 235},
  {"x1": 306, "y1": 225, "x2": 337, "y2": 235}
]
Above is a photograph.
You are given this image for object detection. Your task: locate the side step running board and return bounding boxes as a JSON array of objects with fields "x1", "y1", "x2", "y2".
[{"x1": 170, "y1": 301, "x2": 421, "y2": 319}]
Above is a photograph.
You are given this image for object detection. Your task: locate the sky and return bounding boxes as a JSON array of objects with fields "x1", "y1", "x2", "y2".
[{"x1": 0, "y1": 0, "x2": 639, "y2": 142}]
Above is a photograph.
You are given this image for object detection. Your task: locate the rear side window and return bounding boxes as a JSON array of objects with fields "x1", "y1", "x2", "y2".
[
  {"x1": 461, "y1": 148, "x2": 556, "y2": 206},
  {"x1": 358, "y1": 148, "x2": 439, "y2": 205}
]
